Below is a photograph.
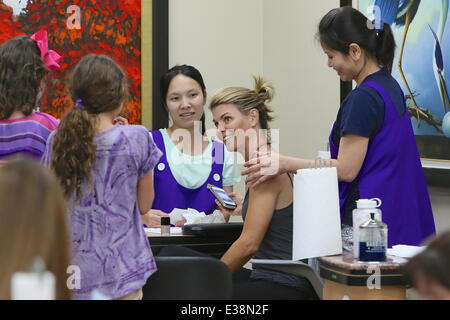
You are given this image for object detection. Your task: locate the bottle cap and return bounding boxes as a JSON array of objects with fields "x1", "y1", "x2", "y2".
[
  {"x1": 356, "y1": 198, "x2": 382, "y2": 209},
  {"x1": 360, "y1": 212, "x2": 386, "y2": 229},
  {"x1": 161, "y1": 217, "x2": 170, "y2": 226}
]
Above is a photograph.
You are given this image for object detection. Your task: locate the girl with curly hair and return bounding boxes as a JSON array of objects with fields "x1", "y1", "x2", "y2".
[
  {"x1": 42, "y1": 54, "x2": 162, "y2": 300},
  {"x1": 0, "y1": 31, "x2": 60, "y2": 164}
]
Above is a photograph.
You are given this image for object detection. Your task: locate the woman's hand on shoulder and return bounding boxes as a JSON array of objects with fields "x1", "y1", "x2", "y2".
[{"x1": 241, "y1": 151, "x2": 291, "y2": 187}]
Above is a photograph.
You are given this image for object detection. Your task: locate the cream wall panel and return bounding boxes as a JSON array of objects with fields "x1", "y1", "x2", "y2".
[
  {"x1": 262, "y1": 0, "x2": 339, "y2": 159},
  {"x1": 169, "y1": 0, "x2": 264, "y2": 131}
]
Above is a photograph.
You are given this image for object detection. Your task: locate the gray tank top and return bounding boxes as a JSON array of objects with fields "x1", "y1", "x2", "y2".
[{"x1": 242, "y1": 174, "x2": 309, "y2": 288}]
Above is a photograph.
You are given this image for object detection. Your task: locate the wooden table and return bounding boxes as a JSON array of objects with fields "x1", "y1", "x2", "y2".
[{"x1": 318, "y1": 254, "x2": 408, "y2": 300}]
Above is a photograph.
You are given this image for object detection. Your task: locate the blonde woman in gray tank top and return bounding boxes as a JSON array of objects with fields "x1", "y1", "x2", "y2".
[{"x1": 209, "y1": 77, "x2": 317, "y2": 300}]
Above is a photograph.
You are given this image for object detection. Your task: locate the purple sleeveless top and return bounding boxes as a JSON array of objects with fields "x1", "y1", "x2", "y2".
[
  {"x1": 329, "y1": 81, "x2": 436, "y2": 247},
  {"x1": 151, "y1": 130, "x2": 224, "y2": 214}
]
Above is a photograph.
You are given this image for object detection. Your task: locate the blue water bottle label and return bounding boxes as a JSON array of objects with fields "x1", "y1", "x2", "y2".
[{"x1": 359, "y1": 241, "x2": 386, "y2": 262}]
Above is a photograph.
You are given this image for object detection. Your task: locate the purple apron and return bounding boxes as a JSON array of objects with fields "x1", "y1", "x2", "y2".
[
  {"x1": 151, "y1": 130, "x2": 224, "y2": 214},
  {"x1": 329, "y1": 81, "x2": 436, "y2": 247}
]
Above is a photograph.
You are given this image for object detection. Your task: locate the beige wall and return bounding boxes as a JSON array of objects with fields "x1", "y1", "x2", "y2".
[
  {"x1": 169, "y1": 0, "x2": 339, "y2": 158},
  {"x1": 262, "y1": 0, "x2": 339, "y2": 159},
  {"x1": 167, "y1": 0, "x2": 449, "y2": 232},
  {"x1": 169, "y1": 0, "x2": 264, "y2": 129},
  {"x1": 429, "y1": 186, "x2": 450, "y2": 233}
]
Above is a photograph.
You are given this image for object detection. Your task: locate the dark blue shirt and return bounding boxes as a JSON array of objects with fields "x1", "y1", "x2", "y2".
[{"x1": 332, "y1": 68, "x2": 406, "y2": 147}]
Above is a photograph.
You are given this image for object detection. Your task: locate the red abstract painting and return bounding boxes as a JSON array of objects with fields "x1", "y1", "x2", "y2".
[{"x1": 0, "y1": 0, "x2": 142, "y2": 124}]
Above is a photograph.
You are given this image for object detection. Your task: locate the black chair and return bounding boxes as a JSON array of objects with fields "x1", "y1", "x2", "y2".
[{"x1": 142, "y1": 256, "x2": 232, "y2": 300}]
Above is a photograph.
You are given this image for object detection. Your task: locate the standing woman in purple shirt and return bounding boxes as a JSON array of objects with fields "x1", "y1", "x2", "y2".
[
  {"x1": 243, "y1": 7, "x2": 435, "y2": 248},
  {"x1": 42, "y1": 54, "x2": 162, "y2": 300}
]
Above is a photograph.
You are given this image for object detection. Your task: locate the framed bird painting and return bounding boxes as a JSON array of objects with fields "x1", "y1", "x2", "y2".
[
  {"x1": 0, "y1": 0, "x2": 145, "y2": 125},
  {"x1": 349, "y1": 0, "x2": 450, "y2": 179}
]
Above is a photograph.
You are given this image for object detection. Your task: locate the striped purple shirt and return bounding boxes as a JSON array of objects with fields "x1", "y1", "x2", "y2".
[{"x1": 0, "y1": 112, "x2": 59, "y2": 163}]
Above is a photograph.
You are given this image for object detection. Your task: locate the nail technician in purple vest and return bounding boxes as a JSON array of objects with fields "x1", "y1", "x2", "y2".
[
  {"x1": 242, "y1": 7, "x2": 435, "y2": 247},
  {"x1": 142, "y1": 65, "x2": 241, "y2": 227}
]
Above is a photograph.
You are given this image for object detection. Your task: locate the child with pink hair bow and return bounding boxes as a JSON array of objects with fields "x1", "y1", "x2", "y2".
[{"x1": 0, "y1": 30, "x2": 61, "y2": 163}]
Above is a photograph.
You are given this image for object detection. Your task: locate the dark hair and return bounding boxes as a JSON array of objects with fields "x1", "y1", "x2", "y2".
[
  {"x1": 0, "y1": 36, "x2": 46, "y2": 120},
  {"x1": 318, "y1": 7, "x2": 396, "y2": 74},
  {"x1": 160, "y1": 64, "x2": 207, "y2": 134},
  {"x1": 51, "y1": 54, "x2": 129, "y2": 197},
  {"x1": 403, "y1": 231, "x2": 450, "y2": 291}
]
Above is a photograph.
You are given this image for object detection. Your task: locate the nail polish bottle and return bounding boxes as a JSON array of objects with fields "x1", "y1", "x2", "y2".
[{"x1": 161, "y1": 217, "x2": 171, "y2": 236}]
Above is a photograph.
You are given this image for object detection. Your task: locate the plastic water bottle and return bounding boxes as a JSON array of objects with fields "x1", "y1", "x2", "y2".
[
  {"x1": 359, "y1": 213, "x2": 388, "y2": 262},
  {"x1": 352, "y1": 198, "x2": 382, "y2": 259}
]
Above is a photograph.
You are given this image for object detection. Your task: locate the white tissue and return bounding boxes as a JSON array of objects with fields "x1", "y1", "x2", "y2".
[
  {"x1": 387, "y1": 245, "x2": 426, "y2": 258},
  {"x1": 182, "y1": 208, "x2": 225, "y2": 225},
  {"x1": 170, "y1": 208, "x2": 186, "y2": 225},
  {"x1": 169, "y1": 208, "x2": 226, "y2": 225}
]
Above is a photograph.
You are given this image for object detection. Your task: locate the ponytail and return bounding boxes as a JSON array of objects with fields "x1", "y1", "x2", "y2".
[
  {"x1": 50, "y1": 54, "x2": 129, "y2": 198},
  {"x1": 376, "y1": 23, "x2": 396, "y2": 74},
  {"x1": 51, "y1": 106, "x2": 96, "y2": 198},
  {"x1": 253, "y1": 76, "x2": 275, "y2": 131}
]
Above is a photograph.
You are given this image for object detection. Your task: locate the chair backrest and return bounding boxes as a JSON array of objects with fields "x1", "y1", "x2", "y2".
[
  {"x1": 251, "y1": 259, "x2": 323, "y2": 299},
  {"x1": 142, "y1": 256, "x2": 232, "y2": 300}
]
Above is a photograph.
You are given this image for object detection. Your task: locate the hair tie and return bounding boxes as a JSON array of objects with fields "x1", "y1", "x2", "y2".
[
  {"x1": 75, "y1": 99, "x2": 85, "y2": 109},
  {"x1": 30, "y1": 30, "x2": 61, "y2": 71},
  {"x1": 372, "y1": 19, "x2": 384, "y2": 36}
]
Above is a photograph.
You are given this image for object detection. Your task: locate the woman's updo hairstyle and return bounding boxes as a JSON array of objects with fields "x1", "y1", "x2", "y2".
[{"x1": 209, "y1": 76, "x2": 275, "y2": 133}]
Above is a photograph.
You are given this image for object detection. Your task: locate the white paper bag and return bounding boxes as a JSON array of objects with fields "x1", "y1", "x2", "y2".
[{"x1": 293, "y1": 167, "x2": 342, "y2": 260}]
